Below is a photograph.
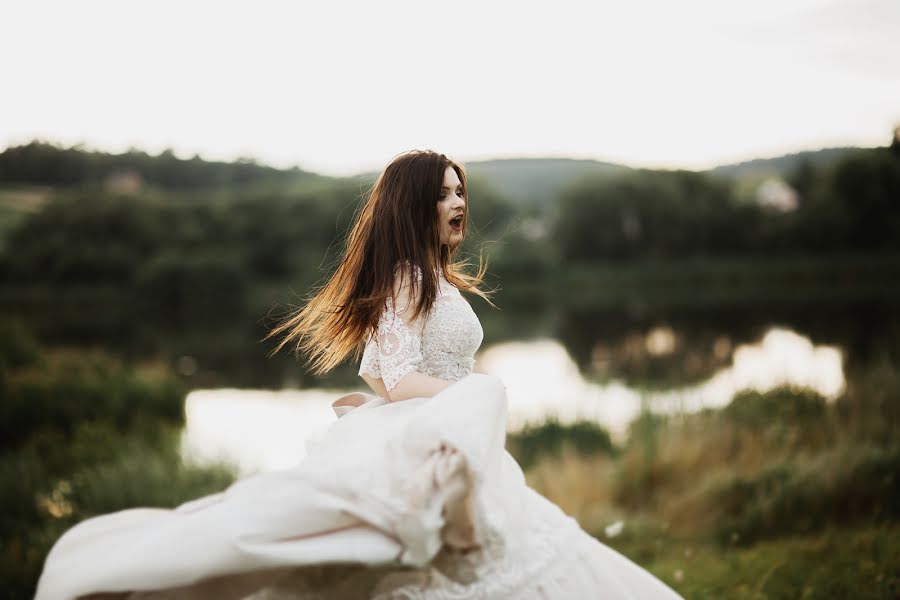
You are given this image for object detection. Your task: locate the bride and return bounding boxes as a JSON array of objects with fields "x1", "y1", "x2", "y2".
[{"x1": 36, "y1": 150, "x2": 683, "y2": 599}]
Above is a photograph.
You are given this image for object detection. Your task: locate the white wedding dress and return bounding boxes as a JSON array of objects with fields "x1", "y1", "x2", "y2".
[{"x1": 35, "y1": 265, "x2": 683, "y2": 600}]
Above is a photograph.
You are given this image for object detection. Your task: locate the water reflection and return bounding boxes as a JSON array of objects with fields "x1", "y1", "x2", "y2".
[
  {"x1": 181, "y1": 326, "x2": 845, "y2": 475},
  {"x1": 180, "y1": 389, "x2": 337, "y2": 475}
]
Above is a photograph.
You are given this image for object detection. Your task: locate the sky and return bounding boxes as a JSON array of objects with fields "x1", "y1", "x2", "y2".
[{"x1": 1, "y1": 0, "x2": 898, "y2": 177}]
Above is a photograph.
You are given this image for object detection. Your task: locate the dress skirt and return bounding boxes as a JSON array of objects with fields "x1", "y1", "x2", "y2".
[{"x1": 35, "y1": 373, "x2": 683, "y2": 599}]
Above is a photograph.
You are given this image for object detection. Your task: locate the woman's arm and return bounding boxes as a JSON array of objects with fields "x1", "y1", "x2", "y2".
[
  {"x1": 361, "y1": 371, "x2": 453, "y2": 403},
  {"x1": 360, "y1": 373, "x2": 389, "y2": 398},
  {"x1": 386, "y1": 370, "x2": 454, "y2": 402},
  {"x1": 362, "y1": 262, "x2": 458, "y2": 402}
]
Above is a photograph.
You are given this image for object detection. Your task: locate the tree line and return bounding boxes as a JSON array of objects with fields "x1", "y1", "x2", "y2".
[{"x1": 0, "y1": 138, "x2": 897, "y2": 385}]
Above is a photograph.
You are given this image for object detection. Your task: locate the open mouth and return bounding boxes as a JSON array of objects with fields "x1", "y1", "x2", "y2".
[{"x1": 449, "y1": 215, "x2": 463, "y2": 232}]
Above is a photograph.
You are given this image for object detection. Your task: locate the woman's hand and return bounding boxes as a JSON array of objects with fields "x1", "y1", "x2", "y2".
[{"x1": 331, "y1": 391, "x2": 382, "y2": 418}]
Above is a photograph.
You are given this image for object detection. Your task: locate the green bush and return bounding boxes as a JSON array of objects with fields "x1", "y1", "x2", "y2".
[
  {"x1": 0, "y1": 420, "x2": 237, "y2": 600},
  {"x1": 0, "y1": 318, "x2": 40, "y2": 369},
  {"x1": 507, "y1": 417, "x2": 616, "y2": 470},
  {"x1": 0, "y1": 352, "x2": 185, "y2": 450},
  {"x1": 709, "y1": 444, "x2": 900, "y2": 546},
  {"x1": 724, "y1": 385, "x2": 828, "y2": 430}
]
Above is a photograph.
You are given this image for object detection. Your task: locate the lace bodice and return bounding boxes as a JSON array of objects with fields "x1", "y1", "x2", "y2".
[{"x1": 358, "y1": 264, "x2": 484, "y2": 392}]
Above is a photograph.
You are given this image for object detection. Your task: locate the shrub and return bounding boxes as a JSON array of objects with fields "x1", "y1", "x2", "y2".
[
  {"x1": 0, "y1": 318, "x2": 40, "y2": 369},
  {"x1": 507, "y1": 417, "x2": 616, "y2": 470},
  {"x1": 723, "y1": 385, "x2": 828, "y2": 430},
  {"x1": 708, "y1": 444, "x2": 900, "y2": 546},
  {"x1": 0, "y1": 351, "x2": 185, "y2": 450},
  {"x1": 0, "y1": 420, "x2": 237, "y2": 600}
]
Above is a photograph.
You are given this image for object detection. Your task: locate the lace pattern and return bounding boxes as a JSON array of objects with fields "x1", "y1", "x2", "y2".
[
  {"x1": 359, "y1": 265, "x2": 483, "y2": 392},
  {"x1": 371, "y1": 293, "x2": 426, "y2": 391}
]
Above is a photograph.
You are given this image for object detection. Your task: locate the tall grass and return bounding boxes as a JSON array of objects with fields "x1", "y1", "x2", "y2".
[{"x1": 511, "y1": 360, "x2": 900, "y2": 598}]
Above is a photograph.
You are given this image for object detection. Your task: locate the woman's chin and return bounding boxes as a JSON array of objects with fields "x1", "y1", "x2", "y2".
[{"x1": 440, "y1": 234, "x2": 462, "y2": 249}]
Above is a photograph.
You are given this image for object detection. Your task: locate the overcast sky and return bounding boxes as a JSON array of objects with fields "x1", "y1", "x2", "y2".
[{"x1": 2, "y1": 0, "x2": 898, "y2": 176}]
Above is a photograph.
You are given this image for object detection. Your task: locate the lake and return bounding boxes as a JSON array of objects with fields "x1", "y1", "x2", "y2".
[{"x1": 180, "y1": 324, "x2": 845, "y2": 476}]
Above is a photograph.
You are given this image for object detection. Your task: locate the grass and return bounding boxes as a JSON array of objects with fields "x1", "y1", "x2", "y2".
[
  {"x1": 615, "y1": 524, "x2": 900, "y2": 600},
  {"x1": 522, "y1": 446, "x2": 900, "y2": 599},
  {"x1": 510, "y1": 362, "x2": 900, "y2": 599}
]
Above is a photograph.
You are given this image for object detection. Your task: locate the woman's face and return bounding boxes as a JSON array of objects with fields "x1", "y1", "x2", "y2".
[{"x1": 437, "y1": 166, "x2": 466, "y2": 247}]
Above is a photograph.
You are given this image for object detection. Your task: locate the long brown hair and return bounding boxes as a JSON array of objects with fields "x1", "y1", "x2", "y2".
[{"x1": 263, "y1": 149, "x2": 497, "y2": 375}]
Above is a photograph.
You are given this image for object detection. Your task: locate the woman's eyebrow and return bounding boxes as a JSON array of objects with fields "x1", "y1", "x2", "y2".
[{"x1": 441, "y1": 184, "x2": 463, "y2": 190}]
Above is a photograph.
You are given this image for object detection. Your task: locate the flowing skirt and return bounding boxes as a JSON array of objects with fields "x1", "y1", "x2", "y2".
[{"x1": 35, "y1": 374, "x2": 683, "y2": 599}]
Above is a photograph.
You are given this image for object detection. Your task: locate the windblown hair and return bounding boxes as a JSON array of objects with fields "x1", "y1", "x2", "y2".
[{"x1": 263, "y1": 149, "x2": 497, "y2": 375}]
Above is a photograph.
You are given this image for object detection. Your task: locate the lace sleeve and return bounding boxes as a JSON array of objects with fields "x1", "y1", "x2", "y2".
[
  {"x1": 357, "y1": 332, "x2": 381, "y2": 380},
  {"x1": 359, "y1": 263, "x2": 426, "y2": 392}
]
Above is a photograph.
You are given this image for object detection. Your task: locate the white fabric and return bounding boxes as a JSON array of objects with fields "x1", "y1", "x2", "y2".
[{"x1": 35, "y1": 270, "x2": 683, "y2": 600}]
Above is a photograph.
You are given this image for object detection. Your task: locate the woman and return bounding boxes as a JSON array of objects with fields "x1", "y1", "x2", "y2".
[{"x1": 36, "y1": 150, "x2": 683, "y2": 599}]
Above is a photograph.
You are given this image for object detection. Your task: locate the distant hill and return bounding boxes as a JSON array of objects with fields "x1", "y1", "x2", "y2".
[
  {"x1": 353, "y1": 157, "x2": 630, "y2": 210},
  {"x1": 0, "y1": 141, "x2": 330, "y2": 191},
  {"x1": 710, "y1": 147, "x2": 861, "y2": 179},
  {"x1": 359, "y1": 150, "x2": 868, "y2": 210},
  {"x1": 0, "y1": 140, "x2": 871, "y2": 212},
  {"x1": 463, "y1": 157, "x2": 629, "y2": 209}
]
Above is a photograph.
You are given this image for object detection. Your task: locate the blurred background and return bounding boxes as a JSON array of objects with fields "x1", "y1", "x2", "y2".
[{"x1": 1, "y1": 1, "x2": 898, "y2": 598}]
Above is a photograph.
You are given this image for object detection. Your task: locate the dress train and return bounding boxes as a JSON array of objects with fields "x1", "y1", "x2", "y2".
[{"x1": 36, "y1": 374, "x2": 683, "y2": 599}]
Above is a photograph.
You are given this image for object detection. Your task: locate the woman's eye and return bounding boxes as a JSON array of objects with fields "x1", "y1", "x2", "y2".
[{"x1": 438, "y1": 190, "x2": 463, "y2": 201}]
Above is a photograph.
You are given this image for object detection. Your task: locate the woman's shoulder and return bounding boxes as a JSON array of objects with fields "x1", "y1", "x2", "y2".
[
  {"x1": 389, "y1": 260, "x2": 460, "y2": 304},
  {"x1": 394, "y1": 260, "x2": 445, "y2": 283},
  {"x1": 391, "y1": 262, "x2": 423, "y2": 299},
  {"x1": 393, "y1": 259, "x2": 423, "y2": 277},
  {"x1": 394, "y1": 261, "x2": 460, "y2": 294}
]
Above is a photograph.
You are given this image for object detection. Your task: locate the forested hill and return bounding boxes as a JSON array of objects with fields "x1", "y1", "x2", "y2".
[
  {"x1": 351, "y1": 157, "x2": 630, "y2": 211},
  {"x1": 711, "y1": 147, "x2": 861, "y2": 179},
  {"x1": 455, "y1": 148, "x2": 864, "y2": 211},
  {"x1": 0, "y1": 141, "x2": 331, "y2": 190},
  {"x1": 0, "y1": 140, "x2": 867, "y2": 200},
  {"x1": 463, "y1": 157, "x2": 629, "y2": 210}
]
